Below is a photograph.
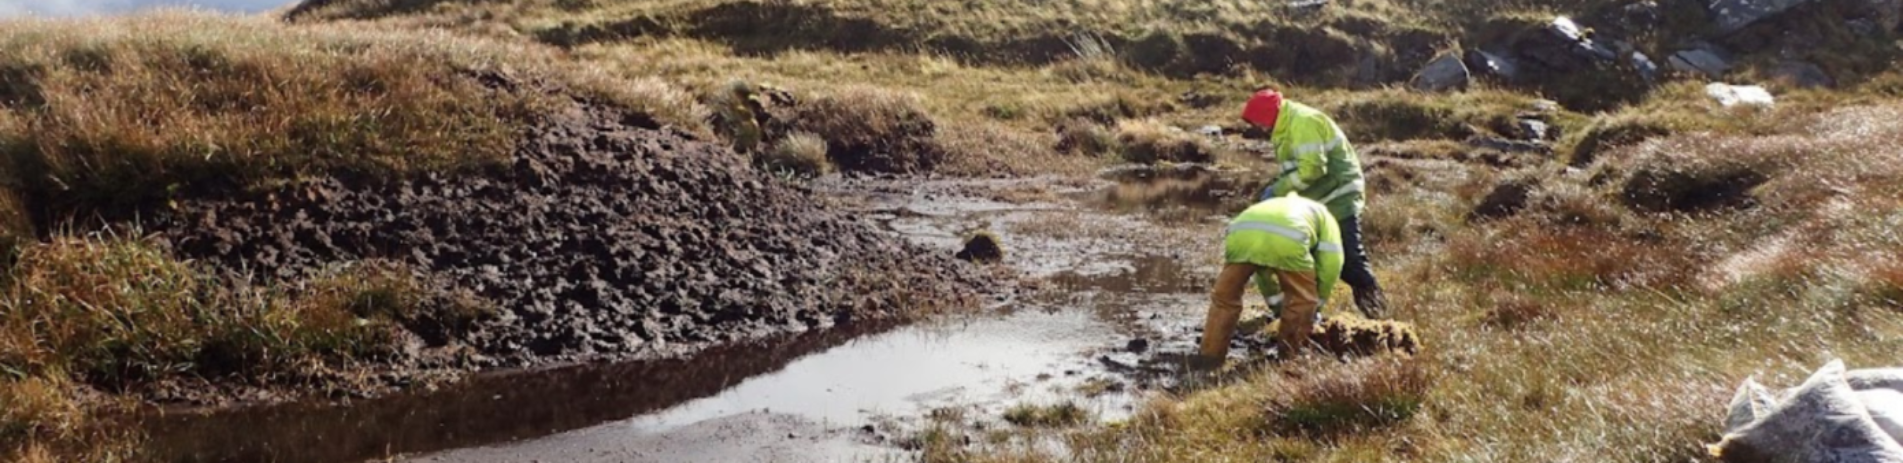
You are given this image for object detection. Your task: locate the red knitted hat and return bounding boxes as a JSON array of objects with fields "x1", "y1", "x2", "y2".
[{"x1": 1241, "y1": 89, "x2": 1284, "y2": 128}]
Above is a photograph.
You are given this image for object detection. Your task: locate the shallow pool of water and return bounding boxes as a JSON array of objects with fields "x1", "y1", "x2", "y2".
[{"x1": 413, "y1": 308, "x2": 1145, "y2": 462}]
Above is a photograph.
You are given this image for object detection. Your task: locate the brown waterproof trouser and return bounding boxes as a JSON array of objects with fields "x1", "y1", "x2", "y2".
[{"x1": 1201, "y1": 264, "x2": 1321, "y2": 360}]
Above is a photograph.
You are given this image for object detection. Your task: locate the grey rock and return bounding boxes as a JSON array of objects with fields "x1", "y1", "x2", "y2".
[
  {"x1": 1770, "y1": 60, "x2": 1834, "y2": 88},
  {"x1": 1410, "y1": 52, "x2": 1471, "y2": 91},
  {"x1": 1518, "y1": 118, "x2": 1551, "y2": 141},
  {"x1": 1856, "y1": 0, "x2": 1903, "y2": 32},
  {"x1": 1850, "y1": 18, "x2": 1884, "y2": 36},
  {"x1": 1668, "y1": 47, "x2": 1732, "y2": 77},
  {"x1": 1632, "y1": 51, "x2": 1661, "y2": 84},
  {"x1": 1512, "y1": 16, "x2": 1619, "y2": 73},
  {"x1": 1465, "y1": 48, "x2": 1522, "y2": 82},
  {"x1": 1706, "y1": 82, "x2": 1776, "y2": 107},
  {"x1": 1709, "y1": 0, "x2": 1821, "y2": 33},
  {"x1": 1623, "y1": 1, "x2": 1664, "y2": 27}
]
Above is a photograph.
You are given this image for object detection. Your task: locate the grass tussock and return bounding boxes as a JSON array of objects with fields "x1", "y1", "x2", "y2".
[
  {"x1": 1002, "y1": 401, "x2": 1089, "y2": 428},
  {"x1": 0, "y1": 375, "x2": 136, "y2": 462},
  {"x1": 1053, "y1": 119, "x2": 1117, "y2": 157},
  {"x1": 790, "y1": 85, "x2": 943, "y2": 174},
  {"x1": 1266, "y1": 356, "x2": 1432, "y2": 435},
  {"x1": 0, "y1": 237, "x2": 421, "y2": 387},
  {"x1": 0, "y1": 237, "x2": 462, "y2": 458},
  {"x1": 760, "y1": 131, "x2": 833, "y2": 176},
  {"x1": 1113, "y1": 119, "x2": 1216, "y2": 165},
  {"x1": 0, "y1": 12, "x2": 706, "y2": 229}
]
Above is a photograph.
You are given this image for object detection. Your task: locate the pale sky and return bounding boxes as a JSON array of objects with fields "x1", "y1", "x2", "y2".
[{"x1": 0, "y1": 0, "x2": 293, "y2": 17}]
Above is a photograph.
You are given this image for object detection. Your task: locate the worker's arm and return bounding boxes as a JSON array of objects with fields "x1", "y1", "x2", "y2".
[
  {"x1": 1312, "y1": 207, "x2": 1345, "y2": 306},
  {"x1": 1269, "y1": 120, "x2": 1335, "y2": 197},
  {"x1": 1252, "y1": 269, "x2": 1281, "y2": 317}
]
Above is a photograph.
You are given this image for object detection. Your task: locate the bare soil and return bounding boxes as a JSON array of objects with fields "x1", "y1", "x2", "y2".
[{"x1": 145, "y1": 96, "x2": 986, "y2": 402}]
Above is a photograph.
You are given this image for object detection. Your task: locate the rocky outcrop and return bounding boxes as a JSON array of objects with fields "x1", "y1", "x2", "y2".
[
  {"x1": 1668, "y1": 44, "x2": 1733, "y2": 78},
  {"x1": 1509, "y1": 17, "x2": 1619, "y2": 73},
  {"x1": 1409, "y1": 51, "x2": 1471, "y2": 91},
  {"x1": 1709, "y1": 0, "x2": 1822, "y2": 34},
  {"x1": 1464, "y1": 48, "x2": 1522, "y2": 82}
]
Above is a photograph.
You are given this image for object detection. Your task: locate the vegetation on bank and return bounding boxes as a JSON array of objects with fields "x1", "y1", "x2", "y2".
[
  {"x1": 923, "y1": 95, "x2": 1903, "y2": 463},
  {"x1": 4, "y1": 0, "x2": 1903, "y2": 460}
]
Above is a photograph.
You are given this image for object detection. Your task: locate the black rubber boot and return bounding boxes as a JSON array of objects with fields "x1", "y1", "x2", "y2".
[{"x1": 1354, "y1": 286, "x2": 1389, "y2": 319}]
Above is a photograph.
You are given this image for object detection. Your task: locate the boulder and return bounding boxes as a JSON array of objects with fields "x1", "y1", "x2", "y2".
[
  {"x1": 1464, "y1": 48, "x2": 1522, "y2": 82},
  {"x1": 1706, "y1": 82, "x2": 1775, "y2": 107},
  {"x1": 1409, "y1": 52, "x2": 1471, "y2": 91},
  {"x1": 1511, "y1": 17, "x2": 1619, "y2": 72},
  {"x1": 1770, "y1": 60, "x2": 1834, "y2": 88},
  {"x1": 1517, "y1": 118, "x2": 1552, "y2": 141},
  {"x1": 1668, "y1": 46, "x2": 1733, "y2": 77},
  {"x1": 1622, "y1": 1, "x2": 1665, "y2": 27},
  {"x1": 1855, "y1": 0, "x2": 1903, "y2": 32},
  {"x1": 1709, "y1": 0, "x2": 1821, "y2": 34},
  {"x1": 1631, "y1": 51, "x2": 1661, "y2": 83}
]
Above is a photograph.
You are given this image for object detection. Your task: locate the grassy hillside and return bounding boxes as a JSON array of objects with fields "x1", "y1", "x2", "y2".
[
  {"x1": 3, "y1": 0, "x2": 1903, "y2": 461},
  {"x1": 0, "y1": 12, "x2": 704, "y2": 461}
]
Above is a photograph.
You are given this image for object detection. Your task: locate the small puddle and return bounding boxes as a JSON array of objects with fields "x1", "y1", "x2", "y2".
[
  {"x1": 1073, "y1": 165, "x2": 1257, "y2": 216},
  {"x1": 412, "y1": 309, "x2": 1142, "y2": 462},
  {"x1": 136, "y1": 320, "x2": 904, "y2": 463}
]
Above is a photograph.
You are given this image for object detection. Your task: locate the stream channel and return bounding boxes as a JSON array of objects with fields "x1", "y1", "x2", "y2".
[{"x1": 141, "y1": 173, "x2": 1257, "y2": 463}]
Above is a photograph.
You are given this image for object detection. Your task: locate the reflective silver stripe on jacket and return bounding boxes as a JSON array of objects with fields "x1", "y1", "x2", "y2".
[
  {"x1": 1315, "y1": 242, "x2": 1343, "y2": 253},
  {"x1": 1290, "y1": 135, "x2": 1345, "y2": 156},
  {"x1": 1317, "y1": 179, "x2": 1365, "y2": 204},
  {"x1": 1227, "y1": 221, "x2": 1307, "y2": 245}
]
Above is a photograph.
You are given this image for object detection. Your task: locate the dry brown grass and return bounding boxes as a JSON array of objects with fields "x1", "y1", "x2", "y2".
[
  {"x1": 0, "y1": 237, "x2": 456, "y2": 458},
  {"x1": 0, "y1": 237, "x2": 404, "y2": 387},
  {"x1": 761, "y1": 131, "x2": 834, "y2": 176},
  {"x1": 0, "y1": 11, "x2": 705, "y2": 230},
  {"x1": 788, "y1": 85, "x2": 944, "y2": 174},
  {"x1": 1113, "y1": 119, "x2": 1216, "y2": 165},
  {"x1": 1053, "y1": 119, "x2": 1117, "y2": 157}
]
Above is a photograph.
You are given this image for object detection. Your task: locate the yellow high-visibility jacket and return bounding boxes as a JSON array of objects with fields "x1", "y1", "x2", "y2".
[
  {"x1": 1224, "y1": 194, "x2": 1346, "y2": 311},
  {"x1": 1263, "y1": 100, "x2": 1366, "y2": 221}
]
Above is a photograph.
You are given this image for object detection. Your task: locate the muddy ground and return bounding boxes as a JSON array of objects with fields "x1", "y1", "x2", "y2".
[
  {"x1": 127, "y1": 97, "x2": 988, "y2": 409},
  {"x1": 135, "y1": 168, "x2": 1341, "y2": 462}
]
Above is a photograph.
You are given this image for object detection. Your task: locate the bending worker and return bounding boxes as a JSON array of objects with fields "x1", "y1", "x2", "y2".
[
  {"x1": 1240, "y1": 89, "x2": 1388, "y2": 318},
  {"x1": 1201, "y1": 193, "x2": 1343, "y2": 360}
]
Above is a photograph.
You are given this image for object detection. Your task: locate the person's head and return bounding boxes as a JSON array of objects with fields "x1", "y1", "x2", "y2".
[{"x1": 1240, "y1": 89, "x2": 1284, "y2": 130}]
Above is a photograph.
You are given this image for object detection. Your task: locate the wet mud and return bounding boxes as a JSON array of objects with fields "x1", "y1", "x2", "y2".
[
  {"x1": 134, "y1": 319, "x2": 904, "y2": 463},
  {"x1": 150, "y1": 98, "x2": 985, "y2": 369},
  {"x1": 143, "y1": 171, "x2": 1353, "y2": 463}
]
